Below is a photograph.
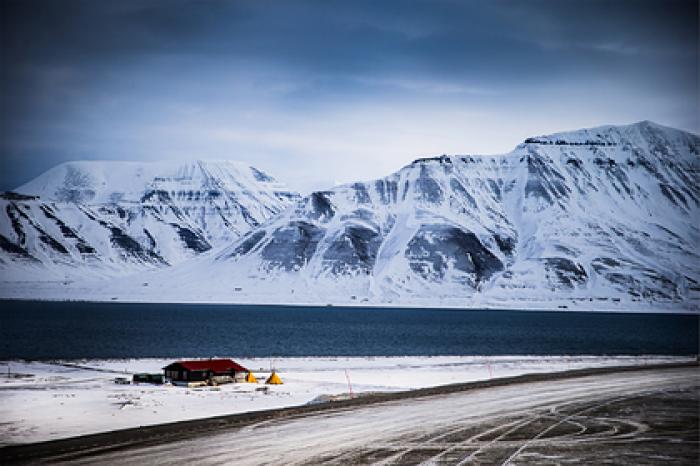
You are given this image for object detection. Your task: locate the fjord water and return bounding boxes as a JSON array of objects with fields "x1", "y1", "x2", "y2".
[{"x1": 1, "y1": 301, "x2": 697, "y2": 359}]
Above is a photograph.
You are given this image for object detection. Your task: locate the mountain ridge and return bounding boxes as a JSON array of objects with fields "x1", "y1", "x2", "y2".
[
  {"x1": 180, "y1": 120, "x2": 698, "y2": 311},
  {"x1": 0, "y1": 160, "x2": 299, "y2": 277},
  {"x1": 1, "y1": 121, "x2": 698, "y2": 312}
]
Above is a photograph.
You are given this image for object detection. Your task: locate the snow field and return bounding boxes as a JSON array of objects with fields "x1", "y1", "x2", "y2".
[{"x1": 0, "y1": 355, "x2": 692, "y2": 445}]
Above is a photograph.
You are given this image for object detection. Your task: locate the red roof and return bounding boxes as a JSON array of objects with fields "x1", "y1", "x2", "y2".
[{"x1": 164, "y1": 359, "x2": 248, "y2": 373}]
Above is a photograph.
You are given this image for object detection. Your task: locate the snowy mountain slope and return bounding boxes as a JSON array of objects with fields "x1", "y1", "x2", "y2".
[
  {"x1": 138, "y1": 121, "x2": 698, "y2": 310},
  {"x1": 0, "y1": 160, "x2": 298, "y2": 277},
  {"x1": 1, "y1": 121, "x2": 697, "y2": 312}
]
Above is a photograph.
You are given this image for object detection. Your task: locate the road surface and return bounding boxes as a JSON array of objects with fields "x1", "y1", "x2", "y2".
[{"x1": 20, "y1": 365, "x2": 695, "y2": 465}]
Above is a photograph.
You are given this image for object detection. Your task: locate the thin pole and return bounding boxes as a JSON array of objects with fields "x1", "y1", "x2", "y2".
[{"x1": 344, "y1": 369, "x2": 354, "y2": 398}]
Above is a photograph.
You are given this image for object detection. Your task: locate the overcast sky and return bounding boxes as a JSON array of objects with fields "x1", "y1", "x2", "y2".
[{"x1": 1, "y1": 0, "x2": 697, "y2": 194}]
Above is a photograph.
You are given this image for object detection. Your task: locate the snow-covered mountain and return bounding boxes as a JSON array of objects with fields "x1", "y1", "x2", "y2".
[
  {"x1": 1, "y1": 121, "x2": 698, "y2": 312},
  {"x1": 139, "y1": 120, "x2": 696, "y2": 311},
  {"x1": 0, "y1": 160, "x2": 298, "y2": 277}
]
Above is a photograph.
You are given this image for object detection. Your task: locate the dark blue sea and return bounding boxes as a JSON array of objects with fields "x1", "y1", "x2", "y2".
[{"x1": 0, "y1": 300, "x2": 697, "y2": 359}]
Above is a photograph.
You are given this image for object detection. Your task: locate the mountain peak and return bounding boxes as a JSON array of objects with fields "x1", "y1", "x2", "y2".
[
  {"x1": 15, "y1": 159, "x2": 290, "y2": 204},
  {"x1": 522, "y1": 120, "x2": 699, "y2": 152}
]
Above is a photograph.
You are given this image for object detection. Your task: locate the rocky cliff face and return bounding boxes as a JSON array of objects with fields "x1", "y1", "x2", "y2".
[{"x1": 203, "y1": 121, "x2": 698, "y2": 310}]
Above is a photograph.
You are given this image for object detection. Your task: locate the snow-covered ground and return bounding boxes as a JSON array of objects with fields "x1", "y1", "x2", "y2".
[{"x1": 0, "y1": 355, "x2": 691, "y2": 445}]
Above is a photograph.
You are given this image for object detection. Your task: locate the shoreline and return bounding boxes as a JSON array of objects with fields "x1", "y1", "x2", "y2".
[
  {"x1": 2, "y1": 353, "x2": 697, "y2": 364},
  {"x1": 1, "y1": 297, "x2": 697, "y2": 315}
]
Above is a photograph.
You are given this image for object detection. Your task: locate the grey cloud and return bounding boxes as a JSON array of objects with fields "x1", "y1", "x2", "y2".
[{"x1": 0, "y1": 0, "x2": 697, "y2": 192}]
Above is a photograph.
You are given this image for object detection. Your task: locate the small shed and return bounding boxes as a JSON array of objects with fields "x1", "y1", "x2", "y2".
[
  {"x1": 133, "y1": 373, "x2": 164, "y2": 384},
  {"x1": 163, "y1": 359, "x2": 249, "y2": 386}
]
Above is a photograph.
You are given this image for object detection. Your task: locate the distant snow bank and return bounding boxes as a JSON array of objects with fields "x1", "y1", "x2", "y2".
[{"x1": 0, "y1": 355, "x2": 693, "y2": 445}]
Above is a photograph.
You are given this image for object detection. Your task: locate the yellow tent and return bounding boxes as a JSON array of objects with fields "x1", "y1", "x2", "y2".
[
  {"x1": 245, "y1": 372, "x2": 257, "y2": 383},
  {"x1": 265, "y1": 371, "x2": 283, "y2": 385}
]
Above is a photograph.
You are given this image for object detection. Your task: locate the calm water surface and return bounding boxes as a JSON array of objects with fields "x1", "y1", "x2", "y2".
[{"x1": 0, "y1": 300, "x2": 697, "y2": 359}]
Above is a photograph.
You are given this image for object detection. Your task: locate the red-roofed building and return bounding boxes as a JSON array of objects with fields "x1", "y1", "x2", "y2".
[{"x1": 163, "y1": 359, "x2": 249, "y2": 386}]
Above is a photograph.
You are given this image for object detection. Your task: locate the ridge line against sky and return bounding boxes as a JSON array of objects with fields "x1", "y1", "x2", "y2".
[{"x1": 1, "y1": 0, "x2": 698, "y2": 195}]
